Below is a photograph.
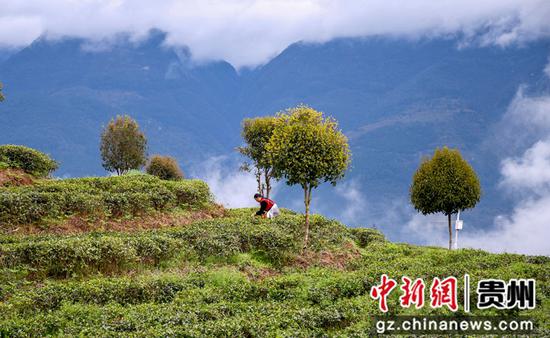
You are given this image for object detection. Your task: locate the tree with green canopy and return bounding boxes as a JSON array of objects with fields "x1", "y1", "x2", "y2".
[
  {"x1": 238, "y1": 116, "x2": 278, "y2": 198},
  {"x1": 410, "y1": 147, "x2": 481, "y2": 250},
  {"x1": 100, "y1": 115, "x2": 147, "y2": 175},
  {"x1": 0, "y1": 82, "x2": 5, "y2": 102},
  {"x1": 267, "y1": 105, "x2": 351, "y2": 250}
]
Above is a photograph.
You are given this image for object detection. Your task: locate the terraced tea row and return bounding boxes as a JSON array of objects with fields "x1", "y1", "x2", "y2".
[
  {"x1": 0, "y1": 175, "x2": 212, "y2": 225},
  {"x1": 0, "y1": 214, "x2": 357, "y2": 279}
]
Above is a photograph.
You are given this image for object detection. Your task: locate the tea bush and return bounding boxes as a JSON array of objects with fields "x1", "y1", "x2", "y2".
[
  {"x1": 0, "y1": 175, "x2": 212, "y2": 225},
  {"x1": 1, "y1": 236, "x2": 139, "y2": 277},
  {"x1": 0, "y1": 213, "x2": 355, "y2": 277},
  {"x1": 167, "y1": 217, "x2": 301, "y2": 261},
  {"x1": 0, "y1": 268, "x2": 373, "y2": 337},
  {"x1": 348, "y1": 227, "x2": 386, "y2": 247},
  {"x1": 2, "y1": 265, "x2": 545, "y2": 337},
  {"x1": 0, "y1": 233, "x2": 188, "y2": 277},
  {"x1": 0, "y1": 145, "x2": 58, "y2": 177},
  {"x1": 6, "y1": 274, "x2": 194, "y2": 313}
]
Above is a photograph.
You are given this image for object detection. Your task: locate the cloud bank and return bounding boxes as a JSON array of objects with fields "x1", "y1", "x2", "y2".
[
  {"x1": 1, "y1": 0, "x2": 550, "y2": 67},
  {"x1": 459, "y1": 140, "x2": 550, "y2": 256}
]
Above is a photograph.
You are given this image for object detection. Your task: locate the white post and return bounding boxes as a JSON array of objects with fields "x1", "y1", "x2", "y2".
[
  {"x1": 455, "y1": 227, "x2": 459, "y2": 250},
  {"x1": 454, "y1": 211, "x2": 463, "y2": 250}
]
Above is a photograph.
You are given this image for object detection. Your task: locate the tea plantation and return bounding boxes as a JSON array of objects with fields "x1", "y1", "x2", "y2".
[
  {"x1": 0, "y1": 175, "x2": 212, "y2": 225},
  {"x1": 0, "y1": 175, "x2": 548, "y2": 336}
]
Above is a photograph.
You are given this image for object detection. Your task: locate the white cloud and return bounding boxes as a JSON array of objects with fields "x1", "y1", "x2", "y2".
[
  {"x1": 332, "y1": 180, "x2": 364, "y2": 224},
  {"x1": 278, "y1": 179, "x2": 374, "y2": 226},
  {"x1": 193, "y1": 156, "x2": 277, "y2": 208},
  {"x1": 505, "y1": 88, "x2": 550, "y2": 130},
  {"x1": 500, "y1": 140, "x2": 550, "y2": 195},
  {"x1": 488, "y1": 85, "x2": 550, "y2": 161},
  {"x1": 461, "y1": 195, "x2": 550, "y2": 255},
  {"x1": 1, "y1": 0, "x2": 550, "y2": 67},
  {"x1": 329, "y1": 181, "x2": 412, "y2": 229},
  {"x1": 401, "y1": 212, "x2": 450, "y2": 246},
  {"x1": 459, "y1": 136, "x2": 550, "y2": 256}
]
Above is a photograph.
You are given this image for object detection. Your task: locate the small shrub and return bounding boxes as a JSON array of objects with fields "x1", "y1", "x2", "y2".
[
  {"x1": 0, "y1": 145, "x2": 58, "y2": 177},
  {"x1": 146, "y1": 155, "x2": 184, "y2": 180},
  {"x1": 348, "y1": 227, "x2": 386, "y2": 247}
]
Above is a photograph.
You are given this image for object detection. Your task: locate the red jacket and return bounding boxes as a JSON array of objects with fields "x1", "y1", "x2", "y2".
[
  {"x1": 256, "y1": 198, "x2": 275, "y2": 215},
  {"x1": 261, "y1": 198, "x2": 275, "y2": 211}
]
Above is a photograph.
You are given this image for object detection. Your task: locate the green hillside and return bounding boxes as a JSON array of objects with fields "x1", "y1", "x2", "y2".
[{"x1": 0, "y1": 175, "x2": 548, "y2": 336}]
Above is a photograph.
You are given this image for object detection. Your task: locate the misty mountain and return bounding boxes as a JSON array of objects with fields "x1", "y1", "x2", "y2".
[{"x1": 1, "y1": 32, "x2": 549, "y2": 239}]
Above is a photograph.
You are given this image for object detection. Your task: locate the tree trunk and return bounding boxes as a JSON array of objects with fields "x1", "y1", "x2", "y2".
[
  {"x1": 303, "y1": 185, "x2": 312, "y2": 253},
  {"x1": 255, "y1": 167, "x2": 263, "y2": 195},
  {"x1": 264, "y1": 169, "x2": 271, "y2": 199},
  {"x1": 447, "y1": 213, "x2": 453, "y2": 250}
]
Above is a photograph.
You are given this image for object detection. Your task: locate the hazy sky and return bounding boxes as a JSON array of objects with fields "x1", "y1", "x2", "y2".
[{"x1": 1, "y1": 0, "x2": 550, "y2": 67}]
